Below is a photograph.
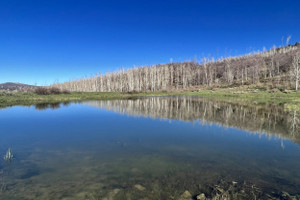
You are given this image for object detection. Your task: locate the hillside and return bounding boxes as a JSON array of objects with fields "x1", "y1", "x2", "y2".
[
  {"x1": 53, "y1": 43, "x2": 300, "y2": 92},
  {"x1": 0, "y1": 82, "x2": 37, "y2": 91}
]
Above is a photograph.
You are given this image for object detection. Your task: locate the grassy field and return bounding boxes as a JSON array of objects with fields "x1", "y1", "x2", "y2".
[{"x1": 1, "y1": 87, "x2": 300, "y2": 111}]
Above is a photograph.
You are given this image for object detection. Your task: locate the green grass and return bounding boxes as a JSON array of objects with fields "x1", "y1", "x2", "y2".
[
  {"x1": 0, "y1": 92, "x2": 135, "y2": 108},
  {"x1": 178, "y1": 88, "x2": 300, "y2": 111},
  {"x1": 180, "y1": 88, "x2": 300, "y2": 104},
  {"x1": 1, "y1": 87, "x2": 300, "y2": 111}
]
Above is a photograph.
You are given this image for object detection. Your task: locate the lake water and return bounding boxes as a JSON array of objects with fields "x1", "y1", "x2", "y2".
[{"x1": 0, "y1": 97, "x2": 299, "y2": 200}]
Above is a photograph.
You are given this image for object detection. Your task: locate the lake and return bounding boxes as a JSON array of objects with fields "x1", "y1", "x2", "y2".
[{"x1": 0, "y1": 96, "x2": 299, "y2": 200}]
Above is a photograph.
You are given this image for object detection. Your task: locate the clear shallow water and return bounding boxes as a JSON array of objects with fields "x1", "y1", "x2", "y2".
[{"x1": 0, "y1": 97, "x2": 300, "y2": 200}]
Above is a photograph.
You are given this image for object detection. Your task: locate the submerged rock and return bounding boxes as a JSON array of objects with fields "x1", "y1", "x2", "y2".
[
  {"x1": 178, "y1": 190, "x2": 192, "y2": 200},
  {"x1": 196, "y1": 193, "x2": 206, "y2": 200},
  {"x1": 134, "y1": 184, "x2": 146, "y2": 191}
]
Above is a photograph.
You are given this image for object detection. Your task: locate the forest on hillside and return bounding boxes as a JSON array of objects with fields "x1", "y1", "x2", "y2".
[{"x1": 52, "y1": 43, "x2": 300, "y2": 92}]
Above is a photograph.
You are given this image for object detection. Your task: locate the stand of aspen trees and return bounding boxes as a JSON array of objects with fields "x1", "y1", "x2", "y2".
[{"x1": 53, "y1": 44, "x2": 300, "y2": 92}]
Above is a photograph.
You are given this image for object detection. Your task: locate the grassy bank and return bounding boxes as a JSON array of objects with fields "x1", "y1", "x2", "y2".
[
  {"x1": 1, "y1": 87, "x2": 300, "y2": 111},
  {"x1": 180, "y1": 88, "x2": 300, "y2": 112},
  {"x1": 0, "y1": 92, "x2": 139, "y2": 108}
]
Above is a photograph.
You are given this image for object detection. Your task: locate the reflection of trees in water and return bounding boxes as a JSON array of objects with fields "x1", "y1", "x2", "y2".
[
  {"x1": 82, "y1": 97, "x2": 300, "y2": 141},
  {"x1": 35, "y1": 103, "x2": 60, "y2": 110},
  {"x1": 289, "y1": 110, "x2": 299, "y2": 138},
  {"x1": 34, "y1": 102, "x2": 71, "y2": 110}
]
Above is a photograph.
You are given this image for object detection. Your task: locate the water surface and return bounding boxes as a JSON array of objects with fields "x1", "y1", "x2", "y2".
[{"x1": 0, "y1": 97, "x2": 300, "y2": 200}]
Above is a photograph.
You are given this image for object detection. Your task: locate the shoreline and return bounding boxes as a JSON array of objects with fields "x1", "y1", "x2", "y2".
[{"x1": 1, "y1": 88, "x2": 300, "y2": 111}]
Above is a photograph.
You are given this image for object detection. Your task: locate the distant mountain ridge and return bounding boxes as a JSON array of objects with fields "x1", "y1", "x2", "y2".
[{"x1": 0, "y1": 82, "x2": 38, "y2": 91}]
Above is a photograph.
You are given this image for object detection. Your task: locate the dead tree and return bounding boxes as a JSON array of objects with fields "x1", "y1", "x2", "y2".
[{"x1": 290, "y1": 54, "x2": 300, "y2": 90}]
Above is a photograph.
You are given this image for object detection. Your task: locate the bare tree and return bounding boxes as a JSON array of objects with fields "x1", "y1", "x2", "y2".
[
  {"x1": 286, "y1": 35, "x2": 292, "y2": 46},
  {"x1": 290, "y1": 54, "x2": 300, "y2": 90},
  {"x1": 52, "y1": 44, "x2": 299, "y2": 92}
]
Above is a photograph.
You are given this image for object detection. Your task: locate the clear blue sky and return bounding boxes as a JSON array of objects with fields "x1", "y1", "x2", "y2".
[{"x1": 0, "y1": 0, "x2": 299, "y2": 85}]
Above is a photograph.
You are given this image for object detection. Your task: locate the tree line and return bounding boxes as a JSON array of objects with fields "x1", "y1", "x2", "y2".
[{"x1": 52, "y1": 43, "x2": 300, "y2": 92}]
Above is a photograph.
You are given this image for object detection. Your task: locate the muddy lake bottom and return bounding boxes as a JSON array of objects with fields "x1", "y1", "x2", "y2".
[{"x1": 0, "y1": 97, "x2": 300, "y2": 200}]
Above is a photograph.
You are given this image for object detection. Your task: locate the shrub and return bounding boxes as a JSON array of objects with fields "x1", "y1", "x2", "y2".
[
  {"x1": 49, "y1": 87, "x2": 61, "y2": 94},
  {"x1": 62, "y1": 89, "x2": 70, "y2": 94},
  {"x1": 34, "y1": 87, "x2": 50, "y2": 95},
  {"x1": 127, "y1": 90, "x2": 139, "y2": 94},
  {"x1": 34, "y1": 87, "x2": 67, "y2": 95}
]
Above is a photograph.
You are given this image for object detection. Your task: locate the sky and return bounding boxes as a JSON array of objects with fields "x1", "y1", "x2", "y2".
[{"x1": 0, "y1": 0, "x2": 299, "y2": 86}]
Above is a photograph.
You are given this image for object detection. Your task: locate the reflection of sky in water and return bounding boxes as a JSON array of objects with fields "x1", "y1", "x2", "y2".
[{"x1": 0, "y1": 101, "x2": 300, "y2": 199}]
